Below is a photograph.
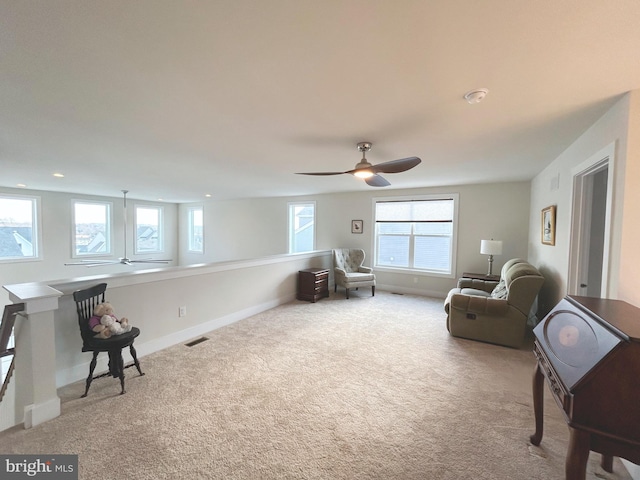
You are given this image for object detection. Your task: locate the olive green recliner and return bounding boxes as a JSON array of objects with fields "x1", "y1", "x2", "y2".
[{"x1": 444, "y1": 259, "x2": 544, "y2": 348}]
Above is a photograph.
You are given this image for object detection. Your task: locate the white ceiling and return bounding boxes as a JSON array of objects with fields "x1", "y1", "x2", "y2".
[{"x1": 2, "y1": 1, "x2": 640, "y2": 203}]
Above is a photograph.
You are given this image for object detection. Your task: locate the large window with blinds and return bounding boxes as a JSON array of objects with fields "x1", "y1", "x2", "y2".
[{"x1": 374, "y1": 195, "x2": 458, "y2": 275}]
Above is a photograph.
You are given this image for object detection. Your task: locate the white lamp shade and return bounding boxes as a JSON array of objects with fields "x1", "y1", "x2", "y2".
[{"x1": 481, "y1": 240, "x2": 503, "y2": 255}]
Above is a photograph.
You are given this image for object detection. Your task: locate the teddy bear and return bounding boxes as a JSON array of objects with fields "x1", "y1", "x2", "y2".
[
  {"x1": 89, "y1": 302, "x2": 132, "y2": 338},
  {"x1": 88, "y1": 305, "x2": 112, "y2": 339}
]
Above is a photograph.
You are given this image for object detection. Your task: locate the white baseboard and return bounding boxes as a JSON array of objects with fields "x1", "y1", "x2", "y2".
[
  {"x1": 24, "y1": 397, "x2": 61, "y2": 429},
  {"x1": 376, "y1": 284, "x2": 446, "y2": 299},
  {"x1": 55, "y1": 293, "x2": 296, "y2": 388}
]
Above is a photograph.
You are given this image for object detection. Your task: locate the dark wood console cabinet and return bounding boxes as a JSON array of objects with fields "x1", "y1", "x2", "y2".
[
  {"x1": 530, "y1": 295, "x2": 640, "y2": 479},
  {"x1": 297, "y1": 268, "x2": 329, "y2": 303}
]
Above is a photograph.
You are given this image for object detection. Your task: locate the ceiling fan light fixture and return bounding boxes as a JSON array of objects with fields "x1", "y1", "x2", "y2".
[
  {"x1": 353, "y1": 169, "x2": 374, "y2": 179},
  {"x1": 464, "y1": 88, "x2": 489, "y2": 104},
  {"x1": 296, "y1": 141, "x2": 421, "y2": 187}
]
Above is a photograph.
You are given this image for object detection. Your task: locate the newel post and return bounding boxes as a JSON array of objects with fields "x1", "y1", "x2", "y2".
[{"x1": 3, "y1": 283, "x2": 63, "y2": 428}]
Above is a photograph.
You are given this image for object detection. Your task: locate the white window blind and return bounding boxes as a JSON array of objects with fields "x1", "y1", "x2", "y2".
[{"x1": 375, "y1": 197, "x2": 455, "y2": 274}]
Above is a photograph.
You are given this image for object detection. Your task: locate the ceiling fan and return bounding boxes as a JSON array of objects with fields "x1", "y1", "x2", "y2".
[
  {"x1": 65, "y1": 190, "x2": 173, "y2": 267},
  {"x1": 296, "y1": 142, "x2": 421, "y2": 187}
]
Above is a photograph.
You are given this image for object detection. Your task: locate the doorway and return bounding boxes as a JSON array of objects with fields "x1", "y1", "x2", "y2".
[{"x1": 568, "y1": 143, "x2": 615, "y2": 298}]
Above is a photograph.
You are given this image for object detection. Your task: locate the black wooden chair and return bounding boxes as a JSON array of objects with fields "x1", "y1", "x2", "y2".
[{"x1": 73, "y1": 283, "x2": 144, "y2": 397}]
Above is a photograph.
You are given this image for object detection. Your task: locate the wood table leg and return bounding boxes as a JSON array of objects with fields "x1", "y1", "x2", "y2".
[
  {"x1": 530, "y1": 361, "x2": 544, "y2": 445},
  {"x1": 601, "y1": 454, "x2": 613, "y2": 473},
  {"x1": 566, "y1": 427, "x2": 590, "y2": 480}
]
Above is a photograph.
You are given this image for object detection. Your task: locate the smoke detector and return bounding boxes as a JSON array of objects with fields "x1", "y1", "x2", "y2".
[{"x1": 464, "y1": 88, "x2": 489, "y2": 104}]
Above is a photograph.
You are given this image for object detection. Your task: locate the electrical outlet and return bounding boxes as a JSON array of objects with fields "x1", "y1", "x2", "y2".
[{"x1": 179, "y1": 306, "x2": 187, "y2": 317}]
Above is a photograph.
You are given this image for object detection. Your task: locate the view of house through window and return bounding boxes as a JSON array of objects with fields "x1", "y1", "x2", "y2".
[
  {"x1": 288, "y1": 202, "x2": 315, "y2": 253},
  {"x1": 188, "y1": 206, "x2": 204, "y2": 253},
  {"x1": 73, "y1": 201, "x2": 111, "y2": 256},
  {"x1": 374, "y1": 195, "x2": 457, "y2": 274},
  {"x1": 0, "y1": 194, "x2": 39, "y2": 261},
  {"x1": 135, "y1": 205, "x2": 163, "y2": 254}
]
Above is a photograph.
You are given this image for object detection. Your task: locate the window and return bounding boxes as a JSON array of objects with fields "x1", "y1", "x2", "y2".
[
  {"x1": 0, "y1": 194, "x2": 40, "y2": 261},
  {"x1": 288, "y1": 202, "x2": 315, "y2": 253},
  {"x1": 72, "y1": 200, "x2": 111, "y2": 257},
  {"x1": 135, "y1": 205, "x2": 163, "y2": 254},
  {"x1": 188, "y1": 206, "x2": 204, "y2": 253},
  {"x1": 374, "y1": 195, "x2": 458, "y2": 275}
]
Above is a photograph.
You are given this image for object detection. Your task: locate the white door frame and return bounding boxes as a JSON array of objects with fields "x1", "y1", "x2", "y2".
[{"x1": 568, "y1": 142, "x2": 615, "y2": 297}]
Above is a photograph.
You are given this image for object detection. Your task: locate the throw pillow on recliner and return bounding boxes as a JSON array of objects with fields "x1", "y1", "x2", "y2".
[{"x1": 490, "y1": 281, "x2": 508, "y2": 299}]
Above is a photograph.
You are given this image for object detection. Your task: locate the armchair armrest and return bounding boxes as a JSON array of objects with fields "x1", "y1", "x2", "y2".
[
  {"x1": 457, "y1": 278, "x2": 499, "y2": 293},
  {"x1": 358, "y1": 266, "x2": 373, "y2": 274},
  {"x1": 449, "y1": 293, "x2": 510, "y2": 316},
  {"x1": 334, "y1": 267, "x2": 347, "y2": 282}
]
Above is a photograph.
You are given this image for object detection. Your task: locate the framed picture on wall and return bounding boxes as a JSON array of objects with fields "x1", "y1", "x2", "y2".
[
  {"x1": 541, "y1": 205, "x2": 556, "y2": 245},
  {"x1": 351, "y1": 220, "x2": 363, "y2": 234}
]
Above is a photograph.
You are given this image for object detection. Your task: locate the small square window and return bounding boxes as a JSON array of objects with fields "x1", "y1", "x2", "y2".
[
  {"x1": 0, "y1": 194, "x2": 40, "y2": 261},
  {"x1": 188, "y1": 206, "x2": 204, "y2": 253},
  {"x1": 135, "y1": 205, "x2": 164, "y2": 254},
  {"x1": 288, "y1": 202, "x2": 315, "y2": 253},
  {"x1": 72, "y1": 201, "x2": 112, "y2": 257}
]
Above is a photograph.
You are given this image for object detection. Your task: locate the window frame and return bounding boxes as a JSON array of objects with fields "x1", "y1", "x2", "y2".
[
  {"x1": 71, "y1": 199, "x2": 113, "y2": 258},
  {"x1": 188, "y1": 205, "x2": 204, "y2": 254},
  {"x1": 288, "y1": 201, "x2": 316, "y2": 254},
  {"x1": 0, "y1": 193, "x2": 42, "y2": 263},
  {"x1": 372, "y1": 194, "x2": 459, "y2": 277},
  {"x1": 134, "y1": 204, "x2": 164, "y2": 255}
]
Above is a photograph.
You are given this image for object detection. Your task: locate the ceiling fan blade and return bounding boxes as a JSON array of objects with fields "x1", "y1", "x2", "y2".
[
  {"x1": 295, "y1": 172, "x2": 346, "y2": 176},
  {"x1": 365, "y1": 174, "x2": 391, "y2": 187},
  {"x1": 371, "y1": 157, "x2": 421, "y2": 174},
  {"x1": 131, "y1": 259, "x2": 173, "y2": 264}
]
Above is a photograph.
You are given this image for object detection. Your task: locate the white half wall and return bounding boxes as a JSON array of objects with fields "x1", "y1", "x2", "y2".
[{"x1": 1, "y1": 251, "x2": 331, "y2": 431}]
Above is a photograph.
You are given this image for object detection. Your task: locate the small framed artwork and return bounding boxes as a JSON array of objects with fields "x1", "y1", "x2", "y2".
[
  {"x1": 541, "y1": 205, "x2": 556, "y2": 245},
  {"x1": 351, "y1": 219, "x2": 363, "y2": 234}
]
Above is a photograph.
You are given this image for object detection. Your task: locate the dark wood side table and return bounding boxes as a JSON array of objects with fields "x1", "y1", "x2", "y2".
[
  {"x1": 530, "y1": 295, "x2": 640, "y2": 479},
  {"x1": 461, "y1": 272, "x2": 500, "y2": 282},
  {"x1": 297, "y1": 268, "x2": 329, "y2": 303}
]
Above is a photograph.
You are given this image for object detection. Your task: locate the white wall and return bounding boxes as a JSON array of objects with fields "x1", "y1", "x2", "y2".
[
  {"x1": 618, "y1": 90, "x2": 640, "y2": 306},
  {"x1": 178, "y1": 197, "x2": 289, "y2": 264},
  {"x1": 529, "y1": 91, "x2": 640, "y2": 479},
  {"x1": 177, "y1": 181, "x2": 531, "y2": 298},
  {"x1": 616, "y1": 90, "x2": 640, "y2": 480},
  {"x1": 311, "y1": 182, "x2": 531, "y2": 297},
  {"x1": 3, "y1": 180, "x2": 530, "y2": 304},
  {"x1": 528, "y1": 93, "x2": 631, "y2": 315},
  {"x1": 0, "y1": 188, "x2": 179, "y2": 306}
]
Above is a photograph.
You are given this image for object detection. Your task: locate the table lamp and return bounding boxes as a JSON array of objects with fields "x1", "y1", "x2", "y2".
[{"x1": 480, "y1": 239, "x2": 503, "y2": 276}]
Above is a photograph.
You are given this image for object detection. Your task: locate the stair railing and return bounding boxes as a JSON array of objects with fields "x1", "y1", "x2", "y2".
[{"x1": 0, "y1": 303, "x2": 25, "y2": 403}]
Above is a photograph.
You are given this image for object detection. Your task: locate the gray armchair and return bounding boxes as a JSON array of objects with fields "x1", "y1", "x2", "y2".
[
  {"x1": 444, "y1": 258, "x2": 544, "y2": 348},
  {"x1": 333, "y1": 248, "x2": 376, "y2": 299}
]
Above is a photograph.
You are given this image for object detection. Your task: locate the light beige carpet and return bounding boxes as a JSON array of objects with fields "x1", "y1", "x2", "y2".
[{"x1": 0, "y1": 291, "x2": 633, "y2": 479}]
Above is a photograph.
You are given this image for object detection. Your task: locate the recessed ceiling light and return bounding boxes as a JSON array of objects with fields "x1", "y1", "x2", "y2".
[
  {"x1": 53, "y1": 172, "x2": 65, "y2": 178},
  {"x1": 205, "y1": 194, "x2": 212, "y2": 198},
  {"x1": 464, "y1": 88, "x2": 489, "y2": 104}
]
